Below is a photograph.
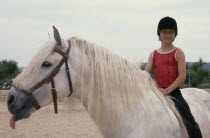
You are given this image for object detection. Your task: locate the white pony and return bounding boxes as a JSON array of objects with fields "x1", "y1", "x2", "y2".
[{"x1": 7, "y1": 27, "x2": 210, "y2": 138}]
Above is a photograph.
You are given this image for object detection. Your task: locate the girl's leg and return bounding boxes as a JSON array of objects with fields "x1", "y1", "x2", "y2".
[{"x1": 169, "y1": 88, "x2": 202, "y2": 138}]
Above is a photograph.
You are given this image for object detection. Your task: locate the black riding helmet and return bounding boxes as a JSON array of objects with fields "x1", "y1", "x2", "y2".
[{"x1": 157, "y1": 16, "x2": 178, "y2": 36}]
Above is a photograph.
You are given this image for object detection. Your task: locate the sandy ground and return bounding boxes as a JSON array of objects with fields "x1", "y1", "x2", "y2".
[{"x1": 0, "y1": 90, "x2": 102, "y2": 138}]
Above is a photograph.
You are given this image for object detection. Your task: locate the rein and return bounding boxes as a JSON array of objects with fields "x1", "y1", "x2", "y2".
[{"x1": 12, "y1": 40, "x2": 73, "y2": 114}]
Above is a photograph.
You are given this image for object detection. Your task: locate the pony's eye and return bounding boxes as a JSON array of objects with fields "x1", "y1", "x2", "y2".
[{"x1": 42, "y1": 61, "x2": 52, "y2": 67}]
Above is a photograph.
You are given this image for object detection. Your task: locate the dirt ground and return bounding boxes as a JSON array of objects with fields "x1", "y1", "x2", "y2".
[
  {"x1": 1, "y1": 89, "x2": 210, "y2": 138},
  {"x1": 0, "y1": 90, "x2": 102, "y2": 138}
]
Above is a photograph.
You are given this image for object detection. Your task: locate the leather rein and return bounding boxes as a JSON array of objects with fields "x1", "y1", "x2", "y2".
[{"x1": 12, "y1": 40, "x2": 73, "y2": 114}]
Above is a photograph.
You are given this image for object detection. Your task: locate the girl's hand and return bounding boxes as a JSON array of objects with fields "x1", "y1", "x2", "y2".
[{"x1": 158, "y1": 88, "x2": 169, "y2": 95}]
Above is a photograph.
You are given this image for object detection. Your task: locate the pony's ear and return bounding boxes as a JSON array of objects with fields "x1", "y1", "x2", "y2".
[{"x1": 53, "y1": 26, "x2": 61, "y2": 45}]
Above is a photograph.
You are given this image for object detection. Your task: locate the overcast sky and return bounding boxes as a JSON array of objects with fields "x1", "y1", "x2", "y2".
[{"x1": 0, "y1": 0, "x2": 210, "y2": 67}]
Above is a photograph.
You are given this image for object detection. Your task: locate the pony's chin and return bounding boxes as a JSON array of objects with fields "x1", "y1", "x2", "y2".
[
  {"x1": 10, "y1": 105, "x2": 32, "y2": 129},
  {"x1": 14, "y1": 105, "x2": 32, "y2": 121},
  {"x1": 14, "y1": 112, "x2": 31, "y2": 121}
]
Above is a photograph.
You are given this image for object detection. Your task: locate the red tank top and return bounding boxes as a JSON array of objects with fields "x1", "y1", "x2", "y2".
[{"x1": 153, "y1": 48, "x2": 179, "y2": 87}]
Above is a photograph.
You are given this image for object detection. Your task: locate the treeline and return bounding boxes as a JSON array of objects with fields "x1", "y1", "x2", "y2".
[
  {"x1": 0, "y1": 60, "x2": 20, "y2": 86},
  {"x1": 185, "y1": 59, "x2": 210, "y2": 88}
]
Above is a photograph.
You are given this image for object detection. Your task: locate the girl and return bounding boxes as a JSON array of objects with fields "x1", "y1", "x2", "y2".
[{"x1": 145, "y1": 16, "x2": 202, "y2": 138}]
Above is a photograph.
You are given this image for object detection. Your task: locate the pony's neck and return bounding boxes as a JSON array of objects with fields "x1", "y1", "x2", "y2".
[
  {"x1": 77, "y1": 73, "x2": 181, "y2": 137},
  {"x1": 70, "y1": 37, "x2": 184, "y2": 137}
]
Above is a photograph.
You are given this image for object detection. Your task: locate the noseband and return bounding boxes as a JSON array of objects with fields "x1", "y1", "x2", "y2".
[{"x1": 12, "y1": 40, "x2": 73, "y2": 114}]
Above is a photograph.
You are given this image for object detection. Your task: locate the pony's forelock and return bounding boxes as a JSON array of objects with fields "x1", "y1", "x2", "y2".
[{"x1": 14, "y1": 40, "x2": 56, "y2": 84}]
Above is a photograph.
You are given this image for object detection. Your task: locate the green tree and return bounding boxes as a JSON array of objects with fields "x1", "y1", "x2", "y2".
[
  {"x1": 0, "y1": 60, "x2": 20, "y2": 85},
  {"x1": 186, "y1": 58, "x2": 209, "y2": 87}
]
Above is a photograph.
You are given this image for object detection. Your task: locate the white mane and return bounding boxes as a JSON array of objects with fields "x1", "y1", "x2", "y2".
[{"x1": 70, "y1": 37, "x2": 186, "y2": 135}]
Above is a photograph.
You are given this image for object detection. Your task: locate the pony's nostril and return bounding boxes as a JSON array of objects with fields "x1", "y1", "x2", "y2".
[{"x1": 8, "y1": 95, "x2": 15, "y2": 105}]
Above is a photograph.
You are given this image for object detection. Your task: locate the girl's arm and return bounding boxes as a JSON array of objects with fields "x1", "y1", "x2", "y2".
[
  {"x1": 145, "y1": 52, "x2": 153, "y2": 73},
  {"x1": 162, "y1": 49, "x2": 186, "y2": 95}
]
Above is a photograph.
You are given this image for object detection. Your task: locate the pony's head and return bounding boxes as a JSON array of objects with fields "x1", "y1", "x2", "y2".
[{"x1": 7, "y1": 27, "x2": 84, "y2": 128}]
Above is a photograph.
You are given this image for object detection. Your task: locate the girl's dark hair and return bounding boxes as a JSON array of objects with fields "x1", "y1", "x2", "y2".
[{"x1": 157, "y1": 16, "x2": 178, "y2": 36}]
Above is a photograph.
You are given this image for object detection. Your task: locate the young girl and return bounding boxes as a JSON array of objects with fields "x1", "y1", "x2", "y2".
[{"x1": 145, "y1": 16, "x2": 202, "y2": 138}]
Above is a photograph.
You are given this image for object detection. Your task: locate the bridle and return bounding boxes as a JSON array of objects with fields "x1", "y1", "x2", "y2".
[{"x1": 12, "y1": 40, "x2": 73, "y2": 114}]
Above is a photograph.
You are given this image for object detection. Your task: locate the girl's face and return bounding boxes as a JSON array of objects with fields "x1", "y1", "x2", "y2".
[{"x1": 159, "y1": 29, "x2": 176, "y2": 44}]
